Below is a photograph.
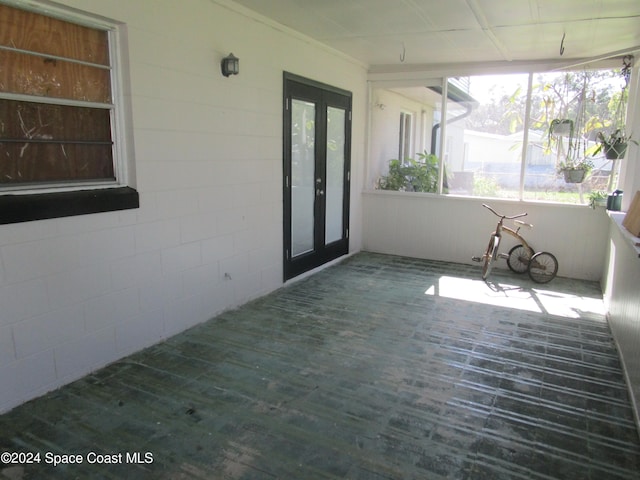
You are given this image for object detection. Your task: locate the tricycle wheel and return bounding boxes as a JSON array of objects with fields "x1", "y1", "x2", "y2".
[
  {"x1": 482, "y1": 235, "x2": 499, "y2": 280},
  {"x1": 528, "y1": 251, "x2": 558, "y2": 284},
  {"x1": 507, "y1": 244, "x2": 534, "y2": 273}
]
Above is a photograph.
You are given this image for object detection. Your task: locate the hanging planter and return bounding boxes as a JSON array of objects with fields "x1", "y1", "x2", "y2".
[
  {"x1": 554, "y1": 77, "x2": 594, "y2": 184},
  {"x1": 558, "y1": 156, "x2": 593, "y2": 184},
  {"x1": 603, "y1": 140, "x2": 628, "y2": 159},
  {"x1": 594, "y1": 130, "x2": 636, "y2": 159},
  {"x1": 549, "y1": 119, "x2": 574, "y2": 137},
  {"x1": 592, "y1": 75, "x2": 637, "y2": 160},
  {"x1": 561, "y1": 167, "x2": 587, "y2": 183}
]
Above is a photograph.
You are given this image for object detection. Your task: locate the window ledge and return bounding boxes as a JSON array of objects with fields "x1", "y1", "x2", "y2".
[
  {"x1": 609, "y1": 211, "x2": 640, "y2": 258},
  {"x1": 0, "y1": 187, "x2": 139, "y2": 224},
  {"x1": 362, "y1": 189, "x2": 592, "y2": 209}
]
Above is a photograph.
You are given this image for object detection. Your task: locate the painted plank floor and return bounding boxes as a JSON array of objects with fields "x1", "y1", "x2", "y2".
[{"x1": 1, "y1": 252, "x2": 639, "y2": 479}]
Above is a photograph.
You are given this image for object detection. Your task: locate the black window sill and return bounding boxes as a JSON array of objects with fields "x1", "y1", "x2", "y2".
[{"x1": 0, "y1": 186, "x2": 139, "y2": 225}]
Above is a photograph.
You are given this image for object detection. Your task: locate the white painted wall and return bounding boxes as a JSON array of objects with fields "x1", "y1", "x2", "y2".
[
  {"x1": 363, "y1": 192, "x2": 610, "y2": 281},
  {"x1": 603, "y1": 67, "x2": 640, "y2": 429},
  {"x1": 603, "y1": 216, "x2": 640, "y2": 430},
  {"x1": 0, "y1": 0, "x2": 367, "y2": 413},
  {"x1": 368, "y1": 89, "x2": 434, "y2": 188}
]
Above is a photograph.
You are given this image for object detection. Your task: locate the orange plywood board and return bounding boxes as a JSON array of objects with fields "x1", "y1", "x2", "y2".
[{"x1": 622, "y1": 191, "x2": 640, "y2": 237}]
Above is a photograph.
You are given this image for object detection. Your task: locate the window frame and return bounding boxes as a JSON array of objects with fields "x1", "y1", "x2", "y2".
[
  {"x1": 0, "y1": 0, "x2": 137, "y2": 223},
  {"x1": 368, "y1": 58, "x2": 634, "y2": 205},
  {"x1": 398, "y1": 111, "x2": 413, "y2": 163}
]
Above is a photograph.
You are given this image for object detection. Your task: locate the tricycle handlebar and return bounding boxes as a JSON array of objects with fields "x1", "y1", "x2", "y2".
[{"x1": 482, "y1": 203, "x2": 527, "y2": 220}]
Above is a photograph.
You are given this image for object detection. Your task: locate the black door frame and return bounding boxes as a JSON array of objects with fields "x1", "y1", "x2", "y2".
[{"x1": 283, "y1": 72, "x2": 352, "y2": 280}]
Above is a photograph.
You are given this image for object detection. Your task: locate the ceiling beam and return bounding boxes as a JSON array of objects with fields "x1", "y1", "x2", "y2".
[{"x1": 465, "y1": 0, "x2": 512, "y2": 61}]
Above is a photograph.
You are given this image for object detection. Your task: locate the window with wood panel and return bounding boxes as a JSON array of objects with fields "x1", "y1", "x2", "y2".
[
  {"x1": 0, "y1": 3, "x2": 137, "y2": 224},
  {"x1": 0, "y1": 3, "x2": 116, "y2": 188}
]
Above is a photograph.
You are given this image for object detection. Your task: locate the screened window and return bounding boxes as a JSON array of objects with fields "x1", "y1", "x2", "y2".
[
  {"x1": 446, "y1": 73, "x2": 530, "y2": 199},
  {"x1": 450, "y1": 70, "x2": 629, "y2": 203},
  {"x1": 0, "y1": 3, "x2": 137, "y2": 223},
  {"x1": 372, "y1": 65, "x2": 632, "y2": 205}
]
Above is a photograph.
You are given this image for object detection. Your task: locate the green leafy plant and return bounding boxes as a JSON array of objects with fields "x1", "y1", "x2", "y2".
[
  {"x1": 592, "y1": 129, "x2": 637, "y2": 159},
  {"x1": 557, "y1": 157, "x2": 594, "y2": 173},
  {"x1": 557, "y1": 157, "x2": 593, "y2": 184},
  {"x1": 588, "y1": 190, "x2": 607, "y2": 209},
  {"x1": 591, "y1": 84, "x2": 637, "y2": 159},
  {"x1": 376, "y1": 151, "x2": 440, "y2": 193},
  {"x1": 557, "y1": 156, "x2": 593, "y2": 184},
  {"x1": 544, "y1": 74, "x2": 600, "y2": 184}
]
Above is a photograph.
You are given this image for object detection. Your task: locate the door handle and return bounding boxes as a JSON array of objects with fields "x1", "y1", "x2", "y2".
[{"x1": 316, "y1": 188, "x2": 325, "y2": 196}]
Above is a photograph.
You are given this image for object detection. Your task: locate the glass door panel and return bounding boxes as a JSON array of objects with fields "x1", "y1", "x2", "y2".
[
  {"x1": 325, "y1": 106, "x2": 345, "y2": 245},
  {"x1": 291, "y1": 99, "x2": 316, "y2": 257}
]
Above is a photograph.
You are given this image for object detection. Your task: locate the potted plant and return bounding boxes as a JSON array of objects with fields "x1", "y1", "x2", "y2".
[
  {"x1": 588, "y1": 190, "x2": 607, "y2": 209},
  {"x1": 592, "y1": 82, "x2": 637, "y2": 159},
  {"x1": 553, "y1": 77, "x2": 596, "y2": 184},
  {"x1": 549, "y1": 118, "x2": 574, "y2": 137},
  {"x1": 556, "y1": 116, "x2": 593, "y2": 183},
  {"x1": 557, "y1": 157, "x2": 593, "y2": 183},
  {"x1": 593, "y1": 129, "x2": 637, "y2": 160}
]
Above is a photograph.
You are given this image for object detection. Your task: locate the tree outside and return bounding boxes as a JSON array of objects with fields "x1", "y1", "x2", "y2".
[{"x1": 450, "y1": 67, "x2": 630, "y2": 203}]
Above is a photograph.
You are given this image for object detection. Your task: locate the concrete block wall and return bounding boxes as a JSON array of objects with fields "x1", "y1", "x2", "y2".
[{"x1": 0, "y1": 0, "x2": 367, "y2": 413}]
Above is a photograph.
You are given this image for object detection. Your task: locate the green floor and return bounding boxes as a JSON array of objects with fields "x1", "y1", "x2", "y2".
[{"x1": 1, "y1": 253, "x2": 639, "y2": 479}]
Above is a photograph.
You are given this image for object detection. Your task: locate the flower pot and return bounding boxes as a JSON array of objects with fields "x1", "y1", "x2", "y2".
[
  {"x1": 604, "y1": 141, "x2": 628, "y2": 159},
  {"x1": 607, "y1": 190, "x2": 623, "y2": 211},
  {"x1": 550, "y1": 119, "x2": 573, "y2": 137},
  {"x1": 562, "y1": 168, "x2": 586, "y2": 183}
]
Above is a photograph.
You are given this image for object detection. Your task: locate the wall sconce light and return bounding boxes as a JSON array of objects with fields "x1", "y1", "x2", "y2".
[{"x1": 221, "y1": 53, "x2": 239, "y2": 77}]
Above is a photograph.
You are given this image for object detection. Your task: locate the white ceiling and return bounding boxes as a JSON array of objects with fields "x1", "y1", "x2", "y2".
[{"x1": 230, "y1": 0, "x2": 640, "y2": 70}]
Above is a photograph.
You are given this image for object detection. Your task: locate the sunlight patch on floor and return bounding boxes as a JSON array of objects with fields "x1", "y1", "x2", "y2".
[
  {"x1": 425, "y1": 276, "x2": 605, "y2": 319},
  {"x1": 532, "y1": 287, "x2": 606, "y2": 319}
]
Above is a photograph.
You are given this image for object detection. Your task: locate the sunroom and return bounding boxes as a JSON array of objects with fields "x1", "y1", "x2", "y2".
[{"x1": 1, "y1": 0, "x2": 640, "y2": 478}]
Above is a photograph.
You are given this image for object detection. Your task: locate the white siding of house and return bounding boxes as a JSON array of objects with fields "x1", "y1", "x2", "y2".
[
  {"x1": 368, "y1": 89, "x2": 434, "y2": 188},
  {"x1": 0, "y1": 0, "x2": 367, "y2": 413}
]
